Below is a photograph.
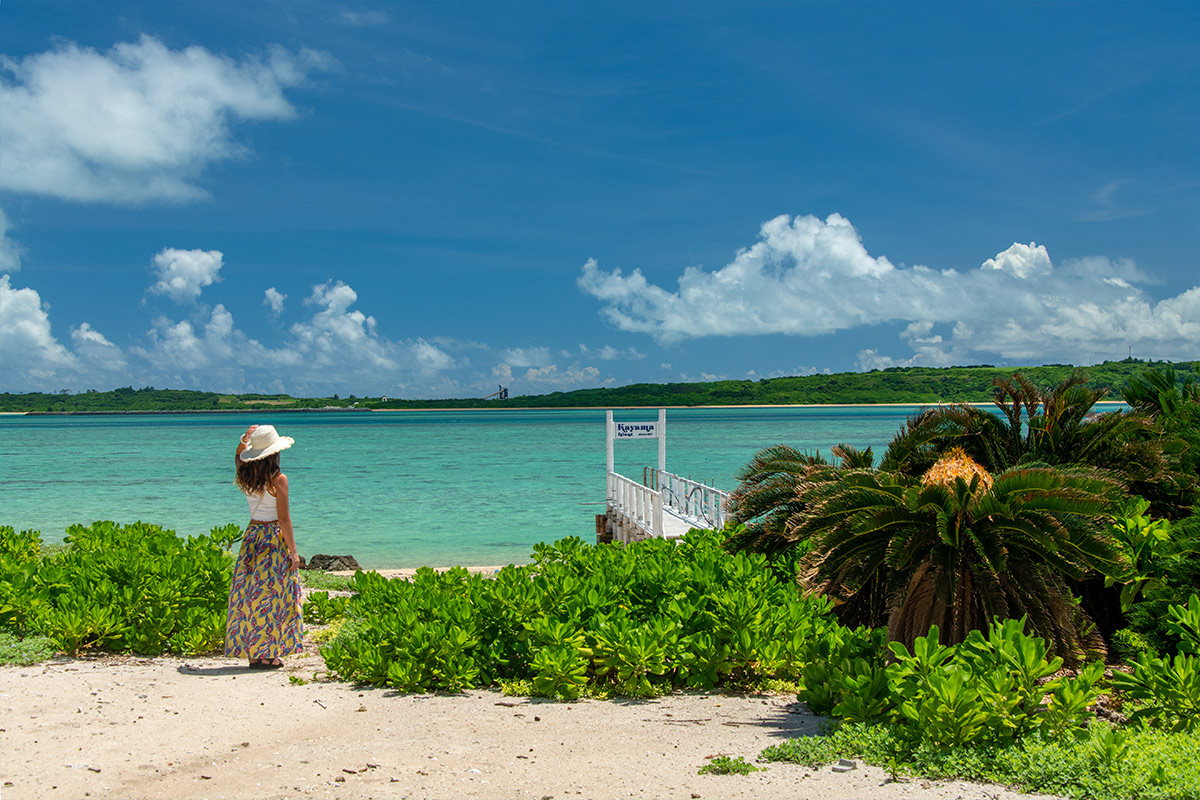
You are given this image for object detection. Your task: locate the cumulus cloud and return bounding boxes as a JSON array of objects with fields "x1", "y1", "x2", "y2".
[
  {"x1": 0, "y1": 275, "x2": 132, "y2": 389},
  {"x1": 980, "y1": 242, "x2": 1052, "y2": 279},
  {"x1": 520, "y1": 362, "x2": 604, "y2": 389},
  {"x1": 70, "y1": 322, "x2": 128, "y2": 373},
  {"x1": 0, "y1": 36, "x2": 329, "y2": 203},
  {"x1": 492, "y1": 359, "x2": 608, "y2": 392},
  {"x1": 579, "y1": 213, "x2": 1200, "y2": 365},
  {"x1": 149, "y1": 248, "x2": 223, "y2": 302},
  {"x1": 0, "y1": 268, "x2": 460, "y2": 396},
  {"x1": 501, "y1": 346, "x2": 553, "y2": 368},
  {"x1": 264, "y1": 287, "x2": 286, "y2": 315},
  {"x1": 0, "y1": 274, "x2": 75, "y2": 377}
]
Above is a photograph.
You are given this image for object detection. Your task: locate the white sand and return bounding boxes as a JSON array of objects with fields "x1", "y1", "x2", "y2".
[{"x1": 1, "y1": 647, "x2": 1061, "y2": 800}]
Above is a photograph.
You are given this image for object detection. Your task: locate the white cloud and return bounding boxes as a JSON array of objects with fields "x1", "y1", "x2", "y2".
[
  {"x1": 578, "y1": 343, "x2": 645, "y2": 360},
  {"x1": 264, "y1": 287, "x2": 286, "y2": 315},
  {"x1": 149, "y1": 248, "x2": 223, "y2": 302},
  {"x1": 521, "y1": 362, "x2": 605, "y2": 389},
  {"x1": 0, "y1": 208, "x2": 21, "y2": 273},
  {"x1": 579, "y1": 212, "x2": 1200, "y2": 365},
  {"x1": 0, "y1": 273, "x2": 75, "y2": 378},
  {"x1": 980, "y1": 242, "x2": 1052, "y2": 279},
  {"x1": 1, "y1": 267, "x2": 461, "y2": 396},
  {"x1": 0, "y1": 36, "x2": 329, "y2": 203},
  {"x1": 411, "y1": 338, "x2": 455, "y2": 371},
  {"x1": 501, "y1": 346, "x2": 553, "y2": 368},
  {"x1": 0, "y1": 275, "x2": 130, "y2": 389},
  {"x1": 857, "y1": 349, "x2": 920, "y2": 371},
  {"x1": 70, "y1": 322, "x2": 127, "y2": 374},
  {"x1": 491, "y1": 359, "x2": 609, "y2": 392}
]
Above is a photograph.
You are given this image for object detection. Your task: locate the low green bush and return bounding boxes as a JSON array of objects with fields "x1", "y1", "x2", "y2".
[
  {"x1": 697, "y1": 755, "x2": 762, "y2": 775},
  {"x1": 319, "y1": 530, "x2": 847, "y2": 696},
  {"x1": 802, "y1": 617, "x2": 1104, "y2": 747},
  {"x1": 300, "y1": 571, "x2": 356, "y2": 592},
  {"x1": 1111, "y1": 594, "x2": 1200, "y2": 733},
  {"x1": 0, "y1": 521, "x2": 233, "y2": 656},
  {"x1": 0, "y1": 630, "x2": 59, "y2": 665},
  {"x1": 302, "y1": 591, "x2": 350, "y2": 625},
  {"x1": 1121, "y1": 509, "x2": 1200, "y2": 655},
  {"x1": 761, "y1": 721, "x2": 1200, "y2": 800}
]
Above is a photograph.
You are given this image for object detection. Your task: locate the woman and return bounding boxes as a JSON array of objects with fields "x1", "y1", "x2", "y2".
[{"x1": 226, "y1": 424, "x2": 303, "y2": 670}]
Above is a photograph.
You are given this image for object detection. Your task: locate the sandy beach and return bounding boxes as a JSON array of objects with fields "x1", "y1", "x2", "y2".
[{"x1": 1, "y1": 645, "x2": 1059, "y2": 800}]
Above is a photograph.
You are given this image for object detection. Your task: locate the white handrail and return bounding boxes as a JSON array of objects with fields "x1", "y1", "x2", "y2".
[
  {"x1": 646, "y1": 468, "x2": 729, "y2": 530},
  {"x1": 607, "y1": 471, "x2": 663, "y2": 541}
]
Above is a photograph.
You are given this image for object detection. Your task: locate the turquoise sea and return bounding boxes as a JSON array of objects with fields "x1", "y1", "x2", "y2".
[{"x1": 0, "y1": 405, "x2": 1110, "y2": 568}]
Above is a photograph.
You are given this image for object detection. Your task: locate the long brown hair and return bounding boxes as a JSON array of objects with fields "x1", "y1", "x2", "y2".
[{"x1": 235, "y1": 453, "x2": 281, "y2": 495}]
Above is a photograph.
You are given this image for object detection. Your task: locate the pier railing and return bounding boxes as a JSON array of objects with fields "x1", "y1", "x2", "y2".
[
  {"x1": 606, "y1": 471, "x2": 663, "y2": 543},
  {"x1": 644, "y1": 468, "x2": 730, "y2": 531}
]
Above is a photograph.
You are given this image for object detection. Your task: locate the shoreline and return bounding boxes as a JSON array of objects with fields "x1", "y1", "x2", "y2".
[
  {"x1": 322, "y1": 565, "x2": 512, "y2": 579},
  {"x1": 7, "y1": 400, "x2": 1130, "y2": 416}
]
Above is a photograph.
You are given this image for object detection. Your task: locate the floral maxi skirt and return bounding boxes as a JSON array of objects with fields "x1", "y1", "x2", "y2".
[{"x1": 225, "y1": 520, "x2": 303, "y2": 660}]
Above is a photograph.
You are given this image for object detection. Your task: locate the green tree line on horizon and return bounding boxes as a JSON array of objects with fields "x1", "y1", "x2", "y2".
[{"x1": 2, "y1": 359, "x2": 1197, "y2": 413}]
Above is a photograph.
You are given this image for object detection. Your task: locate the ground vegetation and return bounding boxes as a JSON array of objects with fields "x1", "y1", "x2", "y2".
[{"x1": 2, "y1": 359, "x2": 1195, "y2": 412}]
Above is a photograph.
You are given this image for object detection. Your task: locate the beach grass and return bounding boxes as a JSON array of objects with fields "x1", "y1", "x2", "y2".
[
  {"x1": 760, "y1": 720, "x2": 1200, "y2": 800},
  {"x1": 299, "y1": 571, "x2": 355, "y2": 591},
  {"x1": 0, "y1": 631, "x2": 58, "y2": 666}
]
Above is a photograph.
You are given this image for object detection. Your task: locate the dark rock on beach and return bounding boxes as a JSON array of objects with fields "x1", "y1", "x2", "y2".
[{"x1": 306, "y1": 554, "x2": 363, "y2": 572}]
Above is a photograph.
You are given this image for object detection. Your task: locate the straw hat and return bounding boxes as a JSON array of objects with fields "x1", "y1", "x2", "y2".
[{"x1": 239, "y1": 425, "x2": 295, "y2": 462}]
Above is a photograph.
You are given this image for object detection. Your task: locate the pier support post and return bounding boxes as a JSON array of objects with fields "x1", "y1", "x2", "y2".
[{"x1": 596, "y1": 513, "x2": 612, "y2": 544}]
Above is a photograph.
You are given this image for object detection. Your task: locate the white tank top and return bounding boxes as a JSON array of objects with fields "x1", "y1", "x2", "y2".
[{"x1": 246, "y1": 490, "x2": 278, "y2": 521}]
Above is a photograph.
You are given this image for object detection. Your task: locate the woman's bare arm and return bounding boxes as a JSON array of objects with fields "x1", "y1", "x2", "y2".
[
  {"x1": 235, "y1": 425, "x2": 258, "y2": 467},
  {"x1": 272, "y1": 472, "x2": 300, "y2": 572}
]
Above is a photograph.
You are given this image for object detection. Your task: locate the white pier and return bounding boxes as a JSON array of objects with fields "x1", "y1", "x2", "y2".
[{"x1": 602, "y1": 410, "x2": 731, "y2": 544}]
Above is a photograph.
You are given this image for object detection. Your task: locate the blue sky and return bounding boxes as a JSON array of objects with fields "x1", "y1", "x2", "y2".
[{"x1": 2, "y1": 1, "x2": 1197, "y2": 398}]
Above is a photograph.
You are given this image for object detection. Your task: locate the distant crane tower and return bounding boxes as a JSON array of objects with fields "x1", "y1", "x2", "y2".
[{"x1": 483, "y1": 384, "x2": 509, "y2": 401}]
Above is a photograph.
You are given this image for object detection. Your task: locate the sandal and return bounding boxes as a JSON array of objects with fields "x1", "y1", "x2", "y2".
[{"x1": 249, "y1": 659, "x2": 283, "y2": 670}]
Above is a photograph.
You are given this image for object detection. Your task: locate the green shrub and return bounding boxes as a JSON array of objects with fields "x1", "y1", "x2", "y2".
[
  {"x1": 800, "y1": 617, "x2": 1103, "y2": 747},
  {"x1": 1113, "y1": 627, "x2": 1156, "y2": 658},
  {"x1": 697, "y1": 755, "x2": 763, "y2": 775},
  {"x1": 318, "y1": 529, "x2": 845, "y2": 696},
  {"x1": 1168, "y1": 593, "x2": 1200, "y2": 654},
  {"x1": 302, "y1": 591, "x2": 350, "y2": 625},
  {"x1": 0, "y1": 521, "x2": 233, "y2": 656},
  {"x1": 300, "y1": 571, "x2": 356, "y2": 591},
  {"x1": 1114, "y1": 651, "x2": 1200, "y2": 733},
  {"x1": 1123, "y1": 512, "x2": 1200, "y2": 655},
  {"x1": 1112, "y1": 595, "x2": 1200, "y2": 733},
  {"x1": 761, "y1": 722, "x2": 1200, "y2": 800}
]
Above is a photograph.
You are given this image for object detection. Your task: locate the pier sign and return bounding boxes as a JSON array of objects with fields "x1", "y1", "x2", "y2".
[
  {"x1": 606, "y1": 409, "x2": 667, "y2": 476},
  {"x1": 615, "y1": 421, "x2": 659, "y2": 439}
]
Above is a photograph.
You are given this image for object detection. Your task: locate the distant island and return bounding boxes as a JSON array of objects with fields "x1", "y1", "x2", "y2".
[{"x1": 3, "y1": 359, "x2": 1196, "y2": 413}]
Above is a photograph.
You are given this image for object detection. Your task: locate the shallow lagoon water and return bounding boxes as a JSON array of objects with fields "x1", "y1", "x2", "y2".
[{"x1": 0, "y1": 405, "x2": 1085, "y2": 568}]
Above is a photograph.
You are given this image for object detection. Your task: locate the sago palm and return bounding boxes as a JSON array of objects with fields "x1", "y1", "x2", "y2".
[
  {"x1": 725, "y1": 443, "x2": 872, "y2": 557},
  {"x1": 791, "y1": 448, "x2": 1126, "y2": 663},
  {"x1": 882, "y1": 369, "x2": 1191, "y2": 517}
]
